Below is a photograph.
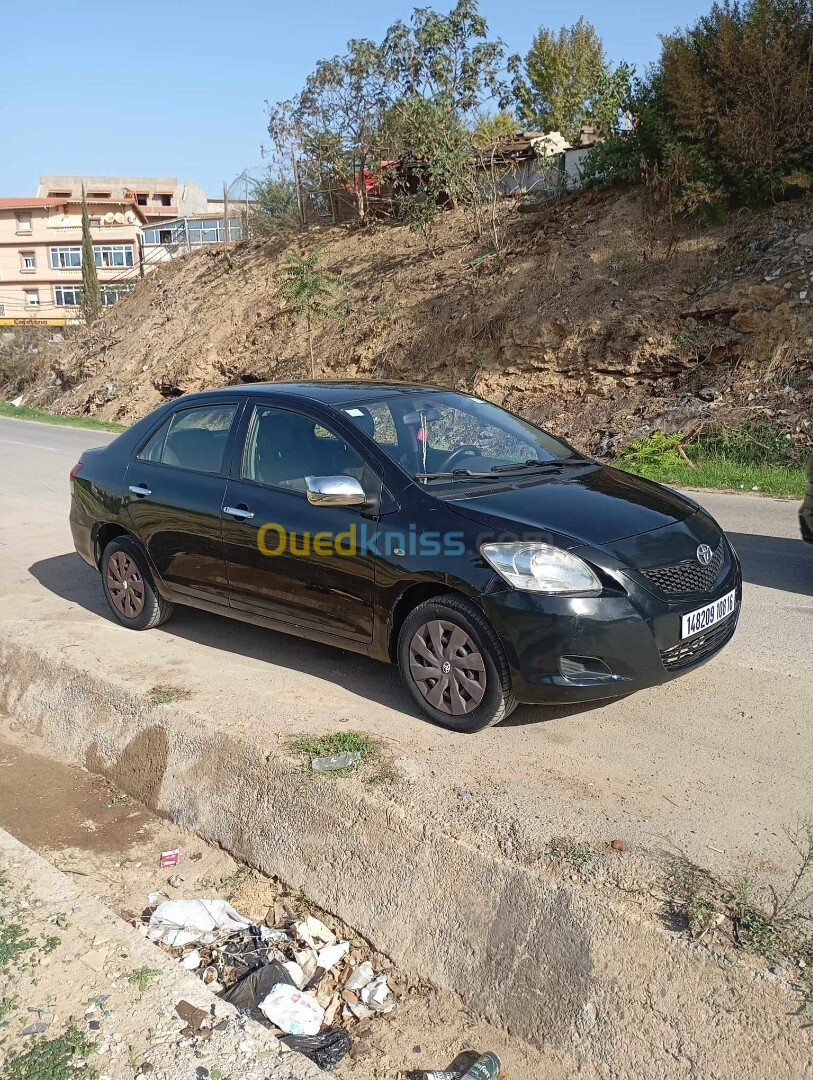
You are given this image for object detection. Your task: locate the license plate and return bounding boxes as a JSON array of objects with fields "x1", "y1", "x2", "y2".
[{"x1": 681, "y1": 589, "x2": 737, "y2": 639}]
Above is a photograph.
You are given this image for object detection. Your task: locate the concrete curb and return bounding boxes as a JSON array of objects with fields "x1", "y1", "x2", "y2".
[{"x1": 1, "y1": 635, "x2": 809, "y2": 1079}]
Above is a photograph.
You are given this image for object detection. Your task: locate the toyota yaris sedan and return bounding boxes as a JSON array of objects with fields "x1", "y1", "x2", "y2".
[{"x1": 70, "y1": 382, "x2": 742, "y2": 732}]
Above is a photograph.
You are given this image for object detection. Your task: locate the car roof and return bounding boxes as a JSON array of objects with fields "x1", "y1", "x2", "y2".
[{"x1": 182, "y1": 381, "x2": 454, "y2": 406}]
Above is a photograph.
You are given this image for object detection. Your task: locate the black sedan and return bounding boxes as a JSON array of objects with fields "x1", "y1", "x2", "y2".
[{"x1": 69, "y1": 382, "x2": 742, "y2": 733}]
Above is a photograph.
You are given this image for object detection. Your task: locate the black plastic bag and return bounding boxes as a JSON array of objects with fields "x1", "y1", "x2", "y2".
[
  {"x1": 221, "y1": 960, "x2": 294, "y2": 1018},
  {"x1": 280, "y1": 1028, "x2": 351, "y2": 1070}
]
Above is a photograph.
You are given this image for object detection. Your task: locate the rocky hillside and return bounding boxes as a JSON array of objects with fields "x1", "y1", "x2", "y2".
[{"x1": 29, "y1": 190, "x2": 813, "y2": 454}]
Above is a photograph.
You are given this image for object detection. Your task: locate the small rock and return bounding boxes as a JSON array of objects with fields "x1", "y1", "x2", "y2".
[
  {"x1": 697, "y1": 387, "x2": 718, "y2": 402},
  {"x1": 80, "y1": 947, "x2": 109, "y2": 973},
  {"x1": 609, "y1": 838, "x2": 629, "y2": 852},
  {"x1": 19, "y1": 1023, "x2": 49, "y2": 1036},
  {"x1": 771, "y1": 965, "x2": 785, "y2": 977},
  {"x1": 168, "y1": 874, "x2": 183, "y2": 888}
]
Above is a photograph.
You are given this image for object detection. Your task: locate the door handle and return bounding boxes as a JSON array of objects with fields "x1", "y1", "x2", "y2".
[
  {"x1": 128, "y1": 484, "x2": 152, "y2": 498},
  {"x1": 223, "y1": 505, "x2": 255, "y2": 521}
]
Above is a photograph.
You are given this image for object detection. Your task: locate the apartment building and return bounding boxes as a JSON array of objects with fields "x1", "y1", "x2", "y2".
[
  {"x1": 36, "y1": 176, "x2": 225, "y2": 224},
  {"x1": 0, "y1": 195, "x2": 148, "y2": 325}
]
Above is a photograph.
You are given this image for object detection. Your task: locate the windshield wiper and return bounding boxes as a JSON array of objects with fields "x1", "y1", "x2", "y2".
[
  {"x1": 415, "y1": 469, "x2": 502, "y2": 482},
  {"x1": 490, "y1": 458, "x2": 594, "y2": 473}
]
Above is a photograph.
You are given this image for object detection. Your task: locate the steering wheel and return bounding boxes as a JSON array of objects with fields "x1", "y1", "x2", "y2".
[{"x1": 436, "y1": 445, "x2": 482, "y2": 472}]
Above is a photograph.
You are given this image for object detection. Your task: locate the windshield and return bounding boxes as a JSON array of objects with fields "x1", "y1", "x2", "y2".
[{"x1": 339, "y1": 392, "x2": 585, "y2": 482}]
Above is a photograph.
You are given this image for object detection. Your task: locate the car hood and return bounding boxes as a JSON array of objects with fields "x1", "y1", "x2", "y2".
[{"x1": 445, "y1": 464, "x2": 697, "y2": 548}]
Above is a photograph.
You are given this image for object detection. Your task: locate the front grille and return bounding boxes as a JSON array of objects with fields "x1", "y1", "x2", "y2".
[
  {"x1": 640, "y1": 540, "x2": 725, "y2": 595},
  {"x1": 660, "y1": 614, "x2": 737, "y2": 671}
]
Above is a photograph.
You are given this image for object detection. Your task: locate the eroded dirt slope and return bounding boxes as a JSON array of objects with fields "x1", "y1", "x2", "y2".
[{"x1": 31, "y1": 190, "x2": 813, "y2": 450}]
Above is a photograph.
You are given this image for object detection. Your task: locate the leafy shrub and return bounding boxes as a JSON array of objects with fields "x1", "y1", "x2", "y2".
[
  {"x1": 617, "y1": 431, "x2": 685, "y2": 470},
  {"x1": 583, "y1": 132, "x2": 642, "y2": 189},
  {"x1": 690, "y1": 422, "x2": 809, "y2": 468}
]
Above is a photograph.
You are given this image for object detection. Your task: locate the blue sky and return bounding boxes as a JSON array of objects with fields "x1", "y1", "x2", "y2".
[{"x1": 2, "y1": 0, "x2": 710, "y2": 198}]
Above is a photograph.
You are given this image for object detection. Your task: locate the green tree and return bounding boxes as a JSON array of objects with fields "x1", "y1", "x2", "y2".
[
  {"x1": 268, "y1": 39, "x2": 390, "y2": 224},
  {"x1": 382, "y1": 0, "x2": 507, "y2": 111},
  {"x1": 251, "y1": 172, "x2": 298, "y2": 235},
  {"x1": 266, "y1": 1, "x2": 508, "y2": 225},
  {"x1": 471, "y1": 110, "x2": 517, "y2": 148},
  {"x1": 80, "y1": 189, "x2": 101, "y2": 324},
  {"x1": 657, "y1": 0, "x2": 813, "y2": 203},
  {"x1": 512, "y1": 19, "x2": 629, "y2": 143},
  {"x1": 274, "y1": 246, "x2": 343, "y2": 377}
]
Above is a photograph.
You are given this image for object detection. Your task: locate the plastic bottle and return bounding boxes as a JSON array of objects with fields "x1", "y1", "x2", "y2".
[{"x1": 310, "y1": 751, "x2": 362, "y2": 773}]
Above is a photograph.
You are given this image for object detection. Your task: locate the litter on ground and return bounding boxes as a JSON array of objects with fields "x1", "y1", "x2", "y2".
[{"x1": 138, "y1": 889, "x2": 404, "y2": 1070}]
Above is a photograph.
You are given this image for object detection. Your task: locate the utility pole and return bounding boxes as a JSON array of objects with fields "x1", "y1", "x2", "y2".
[
  {"x1": 137, "y1": 234, "x2": 145, "y2": 278},
  {"x1": 244, "y1": 174, "x2": 250, "y2": 241},
  {"x1": 222, "y1": 181, "x2": 229, "y2": 245}
]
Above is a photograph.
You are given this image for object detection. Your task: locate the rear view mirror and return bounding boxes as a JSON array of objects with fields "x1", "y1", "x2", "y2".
[
  {"x1": 306, "y1": 475, "x2": 367, "y2": 507},
  {"x1": 402, "y1": 408, "x2": 442, "y2": 425}
]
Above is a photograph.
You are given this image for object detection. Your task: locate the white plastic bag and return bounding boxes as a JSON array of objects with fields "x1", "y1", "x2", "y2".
[
  {"x1": 149, "y1": 898, "x2": 251, "y2": 948},
  {"x1": 259, "y1": 983, "x2": 325, "y2": 1035},
  {"x1": 316, "y1": 940, "x2": 349, "y2": 972}
]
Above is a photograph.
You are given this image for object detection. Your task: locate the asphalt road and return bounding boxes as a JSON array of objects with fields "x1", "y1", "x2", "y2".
[{"x1": 1, "y1": 414, "x2": 811, "y2": 886}]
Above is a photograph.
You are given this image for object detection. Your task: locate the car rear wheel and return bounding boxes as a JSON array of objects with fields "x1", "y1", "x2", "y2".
[
  {"x1": 397, "y1": 594, "x2": 516, "y2": 733},
  {"x1": 101, "y1": 536, "x2": 174, "y2": 630}
]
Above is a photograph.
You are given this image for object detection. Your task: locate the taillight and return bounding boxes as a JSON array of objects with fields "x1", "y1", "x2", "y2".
[{"x1": 70, "y1": 461, "x2": 83, "y2": 483}]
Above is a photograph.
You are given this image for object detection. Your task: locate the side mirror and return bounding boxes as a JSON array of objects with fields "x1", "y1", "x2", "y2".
[{"x1": 306, "y1": 475, "x2": 367, "y2": 507}]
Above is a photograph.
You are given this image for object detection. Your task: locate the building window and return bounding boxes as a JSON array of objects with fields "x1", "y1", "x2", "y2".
[
  {"x1": 90, "y1": 217, "x2": 101, "y2": 227},
  {"x1": 20, "y1": 252, "x2": 36, "y2": 271},
  {"x1": 136, "y1": 193, "x2": 148, "y2": 206},
  {"x1": 94, "y1": 244, "x2": 134, "y2": 268},
  {"x1": 88, "y1": 191, "x2": 110, "y2": 198},
  {"x1": 100, "y1": 284, "x2": 135, "y2": 306},
  {"x1": 25, "y1": 289, "x2": 40, "y2": 307},
  {"x1": 50, "y1": 246, "x2": 82, "y2": 269},
  {"x1": 16, "y1": 213, "x2": 32, "y2": 233},
  {"x1": 54, "y1": 285, "x2": 83, "y2": 307},
  {"x1": 48, "y1": 190, "x2": 71, "y2": 198},
  {"x1": 157, "y1": 193, "x2": 173, "y2": 206}
]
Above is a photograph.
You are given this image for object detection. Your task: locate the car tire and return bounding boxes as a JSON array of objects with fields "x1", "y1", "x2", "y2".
[
  {"x1": 100, "y1": 536, "x2": 174, "y2": 630},
  {"x1": 397, "y1": 593, "x2": 517, "y2": 733}
]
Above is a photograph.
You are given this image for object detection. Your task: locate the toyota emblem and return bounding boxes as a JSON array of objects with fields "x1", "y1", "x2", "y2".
[{"x1": 696, "y1": 544, "x2": 714, "y2": 566}]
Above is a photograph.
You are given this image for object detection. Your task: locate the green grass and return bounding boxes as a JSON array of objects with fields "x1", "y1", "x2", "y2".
[
  {"x1": 148, "y1": 684, "x2": 192, "y2": 706},
  {"x1": 616, "y1": 426, "x2": 808, "y2": 497},
  {"x1": 0, "y1": 400, "x2": 124, "y2": 433},
  {"x1": 290, "y1": 730, "x2": 378, "y2": 761},
  {"x1": 0, "y1": 921, "x2": 37, "y2": 969},
  {"x1": 620, "y1": 457, "x2": 805, "y2": 497},
  {"x1": 126, "y1": 966, "x2": 162, "y2": 992},
  {"x1": 4, "y1": 1025, "x2": 96, "y2": 1080},
  {"x1": 547, "y1": 836, "x2": 594, "y2": 869}
]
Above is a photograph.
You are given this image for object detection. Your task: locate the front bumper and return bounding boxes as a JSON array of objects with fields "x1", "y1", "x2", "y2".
[{"x1": 481, "y1": 549, "x2": 742, "y2": 705}]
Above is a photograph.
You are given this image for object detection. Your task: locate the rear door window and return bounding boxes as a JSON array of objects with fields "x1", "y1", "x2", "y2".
[{"x1": 137, "y1": 405, "x2": 237, "y2": 474}]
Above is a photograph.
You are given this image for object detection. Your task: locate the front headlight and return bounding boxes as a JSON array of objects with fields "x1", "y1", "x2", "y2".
[{"x1": 480, "y1": 542, "x2": 601, "y2": 595}]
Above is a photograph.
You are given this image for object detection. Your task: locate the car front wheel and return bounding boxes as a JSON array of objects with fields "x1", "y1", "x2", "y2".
[
  {"x1": 397, "y1": 593, "x2": 516, "y2": 733},
  {"x1": 101, "y1": 536, "x2": 174, "y2": 630}
]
